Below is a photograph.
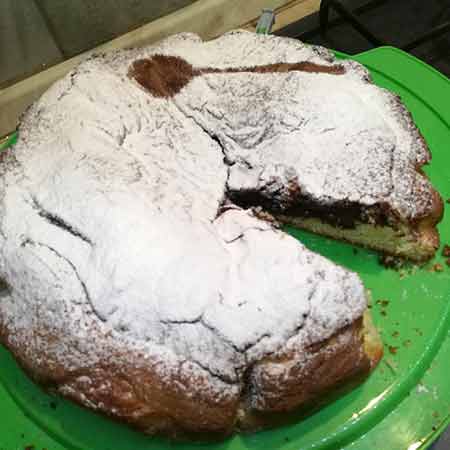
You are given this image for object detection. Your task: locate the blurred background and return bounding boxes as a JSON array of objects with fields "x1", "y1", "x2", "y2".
[
  {"x1": 277, "y1": 0, "x2": 450, "y2": 76},
  {"x1": 0, "y1": 0, "x2": 196, "y2": 87},
  {"x1": 1, "y1": 0, "x2": 449, "y2": 88}
]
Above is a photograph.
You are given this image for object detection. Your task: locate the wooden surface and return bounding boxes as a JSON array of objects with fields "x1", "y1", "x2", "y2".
[{"x1": 244, "y1": 0, "x2": 320, "y2": 32}]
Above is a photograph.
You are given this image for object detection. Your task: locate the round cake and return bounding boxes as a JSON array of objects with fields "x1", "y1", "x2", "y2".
[{"x1": 7, "y1": 29, "x2": 445, "y2": 439}]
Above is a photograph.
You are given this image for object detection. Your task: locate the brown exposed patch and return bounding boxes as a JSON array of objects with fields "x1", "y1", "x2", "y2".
[
  {"x1": 446, "y1": 258, "x2": 450, "y2": 267},
  {"x1": 442, "y1": 244, "x2": 450, "y2": 257},
  {"x1": 223, "y1": 61, "x2": 346, "y2": 76},
  {"x1": 129, "y1": 55, "x2": 198, "y2": 98},
  {"x1": 129, "y1": 54, "x2": 345, "y2": 98}
]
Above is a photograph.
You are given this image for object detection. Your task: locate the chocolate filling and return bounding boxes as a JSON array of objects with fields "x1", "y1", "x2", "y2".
[
  {"x1": 129, "y1": 54, "x2": 345, "y2": 98},
  {"x1": 228, "y1": 189, "x2": 392, "y2": 229},
  {"x1": 284, "y1": 198, "x2": 392, "y2": 229}
]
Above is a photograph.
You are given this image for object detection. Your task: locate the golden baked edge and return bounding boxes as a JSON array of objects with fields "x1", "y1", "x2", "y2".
[{"x1": 0, "y1": 309, "x2": 382, "y2": 441}]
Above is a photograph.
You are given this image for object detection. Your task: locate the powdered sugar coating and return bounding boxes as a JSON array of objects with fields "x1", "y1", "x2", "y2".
[
  {"x1": 0, "y1": 30, "x2": 399, "y2": 402},
  {"x1": 159, "y1": 31, "x2": 434, "y2": 220}
]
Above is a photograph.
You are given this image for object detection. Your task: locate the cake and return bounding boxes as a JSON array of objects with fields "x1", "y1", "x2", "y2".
[{"x1": 2, "y1": 28, "x2": 443, "y2": 439}]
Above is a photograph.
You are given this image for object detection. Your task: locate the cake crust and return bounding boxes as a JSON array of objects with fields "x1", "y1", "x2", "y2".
[{"x1": 0, "y1": 311, "x2": 380, "y2": 438}]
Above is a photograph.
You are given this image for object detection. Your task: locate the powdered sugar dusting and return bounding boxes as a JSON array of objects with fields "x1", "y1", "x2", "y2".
[
  {"x1": 164, "y1": 31, "x2": 434, "y2": 219},
  {"x1": 0, "y1": 30, "x2": 413, "y2": 402}
]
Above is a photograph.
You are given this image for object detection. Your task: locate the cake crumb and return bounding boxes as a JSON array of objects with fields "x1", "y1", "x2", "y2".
[
  {"x1": 416, "y1": 383, "x2": 428, "y2": 394},
  {"x1": 392, "y1": 331, "x2": 399, "y2": 338},
  {"x1": 379, "y1": 254, "x2": 405, "y2": 269},
  {"x1": 446, "y1": 198, "x2": 450, "y2": 204},
  {"x1": 446, "y1": 258, "x2": 450, "y2": 267},
  {"x1": 380, "y1": 310, "x2": 387, "y2": 316},
  {"x1": 388, "y1": 345, "x2": 398, "y2": 355},
  {"x1": 403, "y1": 339, "x2": 411, "y2": 347},
  {"x1": 431, "y1": 263, "x2": 444, "y2": 272},
  {"x1": 442, "y1": 245, "x2": 450, "y2": 257},
  {"x1": 376, "y1": 299, "x2": 389, "y2": 307}
]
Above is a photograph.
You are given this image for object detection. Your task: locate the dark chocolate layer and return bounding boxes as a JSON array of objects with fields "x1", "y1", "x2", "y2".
[
  {"x1": 129, "y1": 54, "x2": 345, "y2": 98},
  {"x1": 228, "y1": 189, "x2": 392, "y2": 229}
]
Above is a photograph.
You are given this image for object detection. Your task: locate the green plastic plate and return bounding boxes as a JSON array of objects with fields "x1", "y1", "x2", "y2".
[{"x1": 0, "y1": 47, "x2": 449, "y2": 450}]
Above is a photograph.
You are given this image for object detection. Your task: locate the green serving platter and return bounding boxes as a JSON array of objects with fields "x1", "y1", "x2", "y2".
[{"x1": 0, "y1": 46, "x2": 449, "y2": 450}]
